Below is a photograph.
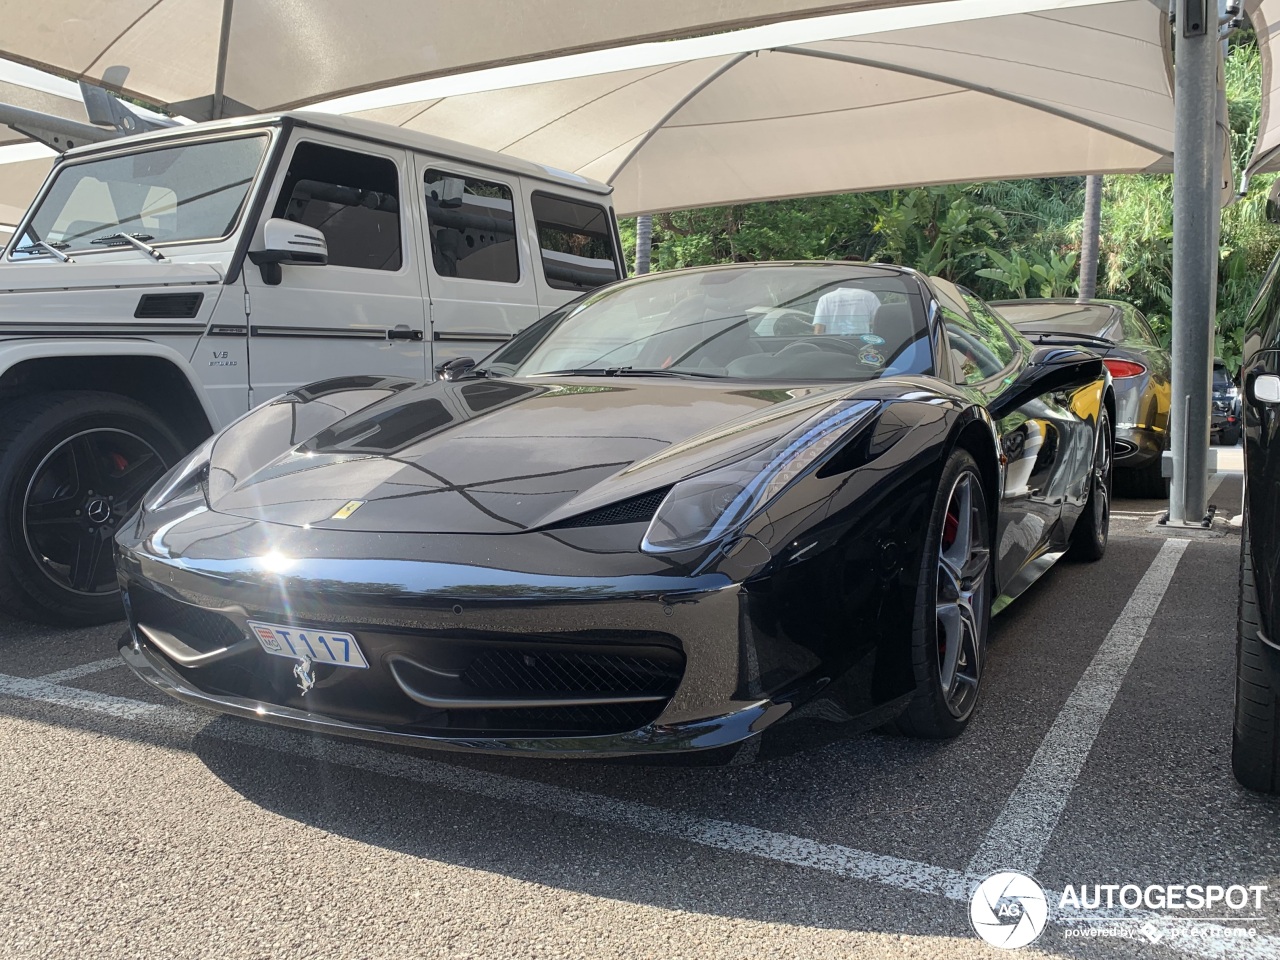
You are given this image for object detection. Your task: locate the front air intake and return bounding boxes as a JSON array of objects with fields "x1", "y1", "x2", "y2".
[{"x1": 549, "y1": 488, "x2": 670, "y2": 529}]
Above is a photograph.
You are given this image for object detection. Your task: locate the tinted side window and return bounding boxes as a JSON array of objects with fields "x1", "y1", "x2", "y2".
[
  {"x1": 933, "y1": 280, "x2": 1015, "y2": 384},
  {"x1": 274, "y1": 142, "x2": 401, "y2": 271},
  {"x1": 424, "y1": 170, "x2": 519, "y2": 283},
  {"x1": 530, "y1": 193, "x2": 620, "y2": 291},
  {"x1": 1121, "y1": 307, "x2": 1158, "y2": 345}
]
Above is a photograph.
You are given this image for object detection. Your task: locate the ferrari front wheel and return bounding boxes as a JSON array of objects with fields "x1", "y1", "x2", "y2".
[{"x1": 897, "y1": 449, "x2": 991, "y2": 739}]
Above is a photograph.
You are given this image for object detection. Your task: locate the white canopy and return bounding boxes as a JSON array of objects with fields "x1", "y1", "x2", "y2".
[
  {"x1": 313, "y1": 0, "x2": 1174, "y2": 215},
  {"x1": 0, "y1": 0, "x2": 944, "y2": 119},
  {"x1": 1247, "y1": 0, "x2": 1280, "y2": 176}
]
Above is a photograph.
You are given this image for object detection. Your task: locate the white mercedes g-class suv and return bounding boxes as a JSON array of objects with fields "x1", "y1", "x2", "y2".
[{"x1": 0, "y1": 111, "x2": 624, "y2": 625}]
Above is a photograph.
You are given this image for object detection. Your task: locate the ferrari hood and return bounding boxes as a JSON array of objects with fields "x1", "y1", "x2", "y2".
[{"x1": 204, "y1": 376, "x2": 869, "y2": 534}]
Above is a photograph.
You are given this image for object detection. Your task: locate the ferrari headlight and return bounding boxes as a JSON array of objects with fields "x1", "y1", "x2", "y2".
[
  {"x1": 145, "y1": 436, "x2": 215, "y2": 511},
  {"x1": 641, "y1": 400, "x2": 878, "y2": 553}
]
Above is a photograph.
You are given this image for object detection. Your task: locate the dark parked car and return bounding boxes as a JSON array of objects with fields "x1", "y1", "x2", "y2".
[
  {"x1": 993, "y1": 299, "x2": 1171, "y2": 497},
  {"x1": 116, "y1": 263, "x2": 1113, "y2": 758},
  {"x1": 1234, "y1": 214, "x2": 1280, "y2": 793},
  {"x1": 1212, "y1": 357, "x2": 1243, "y2": 446}
]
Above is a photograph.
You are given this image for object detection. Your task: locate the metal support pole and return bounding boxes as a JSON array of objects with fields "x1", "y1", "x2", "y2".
[
  {"x1": 1167, "y1": 0, "x2": 1223, "y2": 525},
  {"x1": 1078, "y1": 174, "x2": 1103, "y2": 300},
  {"x1": 0, "y1": 102, "x2": 112, "y2": 152}
]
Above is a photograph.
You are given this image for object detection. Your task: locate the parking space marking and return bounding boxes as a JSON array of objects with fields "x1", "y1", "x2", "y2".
[
  {"x1": 36, "y1": 657, "x2": 126, "y2": 684},
  {"x1": 969, "y1": 538, "x2": 1190, "y2": 878},
  {"x1": 2, "y1": 666, "x2": 1278, "y2": 959}
]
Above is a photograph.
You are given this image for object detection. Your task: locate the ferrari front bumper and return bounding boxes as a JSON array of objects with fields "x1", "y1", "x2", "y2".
[
  {"x1": 118, "y1": 633, "x2": 780, "y2": 757},
  {"x1": 113, "y1": 506, "x2": 795, "y2": 757}
]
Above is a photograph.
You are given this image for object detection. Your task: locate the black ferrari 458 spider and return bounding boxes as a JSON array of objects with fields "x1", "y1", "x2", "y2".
[{"x1": 116, "y1": 262, "x2": 1113, "y2": 758}]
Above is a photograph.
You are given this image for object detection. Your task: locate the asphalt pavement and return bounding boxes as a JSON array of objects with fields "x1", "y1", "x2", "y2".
[{"x1": 0, "y1": 451, "x2": 1276, "y2": 960}]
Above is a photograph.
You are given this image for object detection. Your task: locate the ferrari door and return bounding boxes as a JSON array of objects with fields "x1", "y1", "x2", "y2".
[{"x1": 932, "y1": 280, "x2": 1088, "y2": 596}]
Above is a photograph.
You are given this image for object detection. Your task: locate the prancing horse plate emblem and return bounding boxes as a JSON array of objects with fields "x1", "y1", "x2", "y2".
[{"x1": 293, "y1": 656, "x2": 315, "y2": 695}]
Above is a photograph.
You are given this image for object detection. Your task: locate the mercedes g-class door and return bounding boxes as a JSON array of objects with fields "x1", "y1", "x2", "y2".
[
  {"x1": 243, "y1": 133, "x2": 428, "y2": 399},
  {"x1": 415, "y1": 157, "x2": 542, "y2": 369}
]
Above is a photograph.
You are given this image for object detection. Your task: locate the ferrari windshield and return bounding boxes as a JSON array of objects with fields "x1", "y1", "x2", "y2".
[
  {"x1": 485, "y1": 264, "x2": 932, "y2": 381},
  {"x1": 11, "y1": 134, "x2": 269, "y2": 258}
]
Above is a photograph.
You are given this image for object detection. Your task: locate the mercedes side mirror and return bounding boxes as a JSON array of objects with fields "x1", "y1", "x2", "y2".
[
  {"x1": 988, "y1": 347, "x2": 1103, "y2": 420},
  {"x1": 248, "y1": 218, "x2": 328, "y2": 285},
  {"x1": 435, "y1": 356, "x2": 476, "y2": 381},
  {"x1": 1250, "y1": 372, "x2": 1280, "y2": 405}
]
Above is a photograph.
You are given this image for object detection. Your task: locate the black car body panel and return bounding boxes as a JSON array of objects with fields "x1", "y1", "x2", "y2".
[
  {"x1": 116, "y1": 263, "x2": 1111, "y2": 757},
  {"x1": 1242, "y1": 264, "x2": 1280, "y2": 644},
  {"x1": 993, "y1": 299, "x2": 1170, "y2": 469}
]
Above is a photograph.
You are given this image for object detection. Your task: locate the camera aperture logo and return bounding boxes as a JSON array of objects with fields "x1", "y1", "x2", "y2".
[
  {"x1": 970, "y1": 871, "x2": 1049, "y2": 949},
  {"x1": 970, "y1": 873, "x2": 1268, "y2": 948}
]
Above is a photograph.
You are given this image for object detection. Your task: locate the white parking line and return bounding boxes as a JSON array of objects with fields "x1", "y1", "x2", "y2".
[
  {"x1": 0, "y1": 665, "x2": 1275, "y2": 959},
  {"x1": 969, "y1": 538, "x2": 1190, "y2": 877},
  {"x1": 36, "y1": 657, "x2": 126, "y2": 684}
]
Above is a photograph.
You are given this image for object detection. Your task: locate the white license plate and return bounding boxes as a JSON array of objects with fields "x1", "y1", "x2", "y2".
[{"x1": 248, "y1": 620, "x2": 368, "y2": 669}]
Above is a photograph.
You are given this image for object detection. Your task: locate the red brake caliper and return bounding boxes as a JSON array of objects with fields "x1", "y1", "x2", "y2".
[
  {"x1": 109, "y1": 452, "x2": 129, "y2": 474},
  {"x1": 942, "y1": 506, "x2": 959, "y2": 550}
]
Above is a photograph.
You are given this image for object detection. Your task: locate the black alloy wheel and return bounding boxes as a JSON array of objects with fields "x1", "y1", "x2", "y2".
[
  {"x1": 1070, "y1": 410, "x2": 1112, "y2": 562},
  {"x1": 0, "y1": 391, "x2": 184, "y2": 625},
  {"x1": 24, "y1": 428, "x2": 168, "y2": 595},
  {"x1": 898, "y1": 449, "x2": 991, "y2": 739}
]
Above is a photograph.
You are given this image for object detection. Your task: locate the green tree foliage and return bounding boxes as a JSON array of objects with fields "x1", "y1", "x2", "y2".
[{"x1": 618, "y1": 36, "x2": 1279, "y2": 373}]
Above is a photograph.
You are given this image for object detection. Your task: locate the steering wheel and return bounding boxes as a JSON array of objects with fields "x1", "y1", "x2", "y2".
[
  {"x1": 768, "y1": 309, "x2": 813, "y2": 334},
  {"x1": 776, "y1": 340, "x2": 824, "y2": 356},
  {"x1": 800, "y1": 336, "x2": 866, "y2": 357}
]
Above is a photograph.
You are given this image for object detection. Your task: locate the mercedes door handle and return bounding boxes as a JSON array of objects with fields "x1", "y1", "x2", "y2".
[{"x1": 387, "y1": 325, "x2": 424, "y2": 342}]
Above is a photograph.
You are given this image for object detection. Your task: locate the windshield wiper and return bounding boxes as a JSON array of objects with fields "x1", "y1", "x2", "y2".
[
  {"x1": 1028, "y1": 331, "x2": 1115, "y2": 347},
  {"x1": 89, "y1": 232, "x2": 167, "y2": 262},
  {"x1": 13, "y1": 240, "x2": 74, "y2": 262},
  {"x1": 531, "y1": 366, "x2": 724, "y2": 379}
]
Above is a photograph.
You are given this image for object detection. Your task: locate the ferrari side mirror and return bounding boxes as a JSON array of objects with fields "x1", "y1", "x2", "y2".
[
  {"x1": 436, "y1": 356, "x2": 476, "y2": 381},
  {"x1": 988, "y1": 347, "x2": 1103, "y2": 420}
]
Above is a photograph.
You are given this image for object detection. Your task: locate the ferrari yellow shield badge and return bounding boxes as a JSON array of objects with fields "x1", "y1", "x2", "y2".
[{"x1": 331, "y1": 500, "x2": 365, "y2": 520}]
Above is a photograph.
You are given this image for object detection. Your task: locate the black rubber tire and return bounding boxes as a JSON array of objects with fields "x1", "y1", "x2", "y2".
[
  {"x1": 1115, "y1": 455, "x2": 1166, "y2": 499},
  {"x1": 0, "y1": 391, "x2": 185, "y2": 626},
  {"x1": 1222, "y1": 426, "x2": 1242, "y2": 447},
  {"x1": 1232, "y1": 503, "x2": 1280, "y2": 793},
  {"x1": 1069, "y1": 411, "x2": 1112, "y2": 562},
  {"x1": 896, "y1": 449, "x2": 990, "y2": 740}
]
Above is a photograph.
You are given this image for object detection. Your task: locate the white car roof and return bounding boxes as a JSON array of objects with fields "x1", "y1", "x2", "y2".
[{"x1": 61, "y1": 110, "x2": 612, "y2": 197}]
